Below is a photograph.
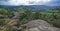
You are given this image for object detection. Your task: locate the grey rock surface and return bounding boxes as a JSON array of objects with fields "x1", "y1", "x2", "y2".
[{"x1": 25, "y1": 20, "x2": 60, "y2": 31}]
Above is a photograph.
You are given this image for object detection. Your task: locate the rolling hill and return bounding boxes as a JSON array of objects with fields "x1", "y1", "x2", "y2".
[{"x1": 0, "y1": 5, "x2": 57, "y2": 11}]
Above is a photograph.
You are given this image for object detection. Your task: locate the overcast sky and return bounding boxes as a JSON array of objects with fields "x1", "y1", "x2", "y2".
[{"x1": 0, "y1": 0, "x2": 60, "y2": 6}]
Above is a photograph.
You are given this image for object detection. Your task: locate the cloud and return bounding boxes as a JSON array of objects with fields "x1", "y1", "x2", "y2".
[
  {"x1": 45, "y1": 0, "x2": 60, "y2": 6},
  {"x1": 0, "y1": 0, "x2": 60, "y2": 6}
]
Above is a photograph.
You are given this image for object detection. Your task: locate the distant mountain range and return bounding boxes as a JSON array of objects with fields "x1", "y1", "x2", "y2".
[{"x1": 0, "y1": 5, "x2": 57, "y2": 11}]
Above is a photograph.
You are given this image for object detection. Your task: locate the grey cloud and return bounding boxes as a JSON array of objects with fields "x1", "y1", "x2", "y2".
[{"x1": 0, "y1": 0, "x2": 60, "y2": 6}]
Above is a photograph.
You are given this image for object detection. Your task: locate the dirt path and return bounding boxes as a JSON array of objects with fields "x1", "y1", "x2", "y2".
[{"x1": 25, "y1": 20, "x2": 60, "y2": 31}]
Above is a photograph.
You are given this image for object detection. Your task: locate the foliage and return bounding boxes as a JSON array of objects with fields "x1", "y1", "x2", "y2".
[
  {"x1": 0, "y1": 9, "x2": 10, "y2": 15},
  {"x1": 18, "y1": 8, "x2": 60, "y2": 28},
  {"x1": 0, "y1": 7, "x2": 60, "y2": 31}
]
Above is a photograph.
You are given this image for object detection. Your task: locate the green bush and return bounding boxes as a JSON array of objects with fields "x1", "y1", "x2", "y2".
[{"x1": 0, "y1": 9, "x2": 9, "y2": 15}]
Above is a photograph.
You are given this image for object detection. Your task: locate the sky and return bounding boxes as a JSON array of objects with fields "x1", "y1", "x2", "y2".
[{"x1": 0, "y1": 0, "x2": 60, "y2": 6}]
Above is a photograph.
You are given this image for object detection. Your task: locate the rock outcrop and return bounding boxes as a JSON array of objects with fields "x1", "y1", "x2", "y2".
[{"x1": 25, "y1": 20, "x2": 60, "y2": 31}]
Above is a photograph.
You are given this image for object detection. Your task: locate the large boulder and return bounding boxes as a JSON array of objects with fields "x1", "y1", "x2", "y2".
[{"x1": 25, "y1": 20, "x2": 60, "y2": 31}]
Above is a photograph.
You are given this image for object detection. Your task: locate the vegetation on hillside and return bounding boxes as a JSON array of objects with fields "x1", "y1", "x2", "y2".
[{"x1": 0, "y1": 6, "x2": 60, "y2": 31}]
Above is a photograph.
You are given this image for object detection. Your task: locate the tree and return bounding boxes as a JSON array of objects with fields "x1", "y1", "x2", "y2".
[
  {"x1": 55, "y1": 6, "x2": 60, "y2": 13},
  {"x1": 0, "y1": 9, "x2": 10, "y2": 15},
  {"x1": 33, "y1": 12, "x2": 41, "y2": 19}
]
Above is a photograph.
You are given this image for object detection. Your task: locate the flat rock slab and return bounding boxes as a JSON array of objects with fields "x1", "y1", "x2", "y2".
[
  {"x1": 25, "y1": 20, "x2": 60, "y2": 31},
  {"x1": 29, "y1": 28, "x2": 40, "y2": 31}
]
